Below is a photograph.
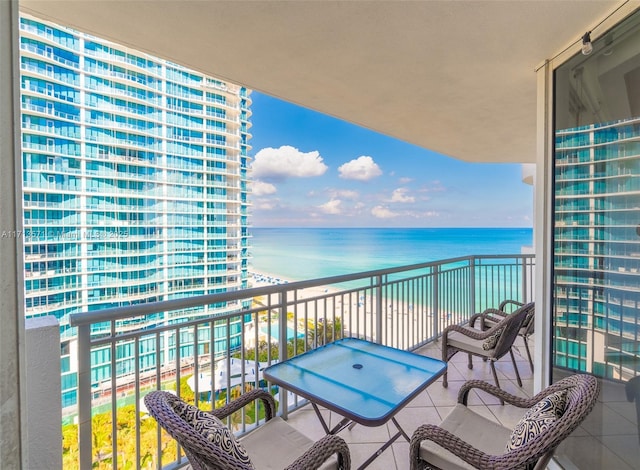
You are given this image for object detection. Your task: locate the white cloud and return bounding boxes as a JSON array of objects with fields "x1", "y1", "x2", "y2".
[
  {"x1": 371, "y1": 205, "x2": 398, "y2": 219},
  {"x1": 255, "y1": 201, "x2": 277, "y2": 210},
  {"x1": 390, "y1": 188, "x2": 415, "y2": 203},
  {"x1": 338, "y1": 156, "x2": 382, "y2": 181},
  {"x1": 329, "y1": 189, "x2": 359, "y2": 199},
  {"x1": 252, "y1": 181, "x2": 277, "y2": 196},
  {"x1": 399, "y1": 177, "x2": 413, "y2": 184},
  {"x1": 419, "y1": 180, "x2": 446, "y2": 193},
  {"x1": 319, "y1": 199, "x2": 343, "y2": 214},
  {"x1": 252, "y1": 145, "x2": 328, "y2": 180},
  {"x1": 420, "y1": 210, "x2": 439, "y2": 218}
]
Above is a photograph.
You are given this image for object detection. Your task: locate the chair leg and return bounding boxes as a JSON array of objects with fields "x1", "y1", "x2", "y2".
[
  {"x1": 509, "y1": 348, "x2": 523, "y2": 387},
  {"x1": 442, "y1": 347, "x2": 450, "y2": 388},
  {"x1": 490, "y1": 361, "x2": 505, "y2": 405},
  {"x1": 523, "y1": 337, "x2": 534, "y2": 372},
  {"x1": 468, "y1": 353, "x2": 474, "y2": 370}
]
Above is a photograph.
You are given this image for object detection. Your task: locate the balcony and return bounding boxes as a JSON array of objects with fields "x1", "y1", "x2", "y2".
[
  {"x1": 43, "y1": 254, "x2": 535, "y2": 468},
  {"x1": 21, "y1": 253, "x2": 640, "y2": 470}
]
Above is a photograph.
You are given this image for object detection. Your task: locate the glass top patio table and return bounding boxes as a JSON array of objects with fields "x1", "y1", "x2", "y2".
[{"x1": 263, "y1": 337, "x2": 447, "y2": 427}]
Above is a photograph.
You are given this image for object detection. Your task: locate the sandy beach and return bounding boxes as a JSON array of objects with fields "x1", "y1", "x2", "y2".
[{"x1": 247, "y1": 270, "x2": 425, "y2": 348}]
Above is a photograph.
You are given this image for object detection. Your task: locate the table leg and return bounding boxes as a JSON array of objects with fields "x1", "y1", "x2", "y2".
[
  {"x1": 391, "y1": 417, "x2": 411, "y2": 441},
  {"x1": 356, "y1": 417, "x2": 411, "y2": 470},
  {"x1": 311, "y1": 402, "x2": 351, "y2": 435},
  {"x1": 311, "y1": 406, "x2": 412, "y2": 469}
]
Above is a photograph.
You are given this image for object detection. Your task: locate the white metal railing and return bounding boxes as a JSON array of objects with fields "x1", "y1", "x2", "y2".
[{"x1": 68, "y1": 253, "x2": 534, "y2": 469}]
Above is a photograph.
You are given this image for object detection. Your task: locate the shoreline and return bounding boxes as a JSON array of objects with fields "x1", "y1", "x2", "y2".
[
  {"x1": 247, "y1": 270, "x2": 420, "y2": 346},
  {"x1": 249, "y1": 270, "x2": 342, "y2": 300}
]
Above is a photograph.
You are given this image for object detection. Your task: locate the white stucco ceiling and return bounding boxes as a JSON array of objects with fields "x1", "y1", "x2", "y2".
[{"x1": 20, "y1": 0, "x2": 627, "y2": 163}]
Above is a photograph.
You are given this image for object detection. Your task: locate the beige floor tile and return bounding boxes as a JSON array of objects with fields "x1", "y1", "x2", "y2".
[
  {"x1": 580, "y1": 401, "x2": 638, "y2": 436},
  {"x1": 392, "y1": 404, "x2": 441, "y2": 438},
  {"x1": 391, "y1": 440, "x2": 410, "y2": 470},
  {"x1": 556, "y1": 435, "x2": 635, "y2": 470},
  {"x1": 347, "y1": 442, "x2": 399, "y2": 470},
  {"x1": 598, "y1": 434, "x2": 640, "y2": 468},
  {"x1": 285, "y1": 407, "x2": 329, "y2": 441},
  {"x1": 339, "y1": 420, "x2": 390, "y2": 444}
]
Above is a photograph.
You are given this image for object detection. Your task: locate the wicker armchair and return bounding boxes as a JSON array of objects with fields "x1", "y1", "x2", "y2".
[
  {"x1": 441, "y1": 302, "x2": 534, "y2": 391},
  {"x1": 470, "y1": 300, "x2": 536, "y2": 372},
  {"x1": 144, "y1": 388, "x2": 351, "y2": 470},
  {"x1": 410, "y1": 374, "x2": 600, "y2": 470}
]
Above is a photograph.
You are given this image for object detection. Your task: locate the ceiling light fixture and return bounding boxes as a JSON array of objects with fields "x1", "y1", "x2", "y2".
[{"x1": 582, "y1": 32, "x2": 593, "y2": 55}]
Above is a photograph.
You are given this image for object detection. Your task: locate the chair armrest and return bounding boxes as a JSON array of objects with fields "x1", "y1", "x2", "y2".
[
  {"x1": 458, "y1": 380, "x2": 538, "y2": 408},
  {"x1": 468, "y1": 312, "x2": 484, "y2": 328},
  {"x1": 443, "y1": 322, "x2": 503, "y2": 342},
  {"x1": 210, "y1": 388, "x2": 276, "y2": 422},
  {"x1": 499, "y1": 299, "x2": 524, "y2": 312},
  {"x1": 284, "y1": 434, "x2": 351, "y2": 470},
  {"x1": 410, "y1": 424, "x2": 494, "y2": 470},
  {"x1": 470, "y1": 308, "x2": 508, "y2": 329}
]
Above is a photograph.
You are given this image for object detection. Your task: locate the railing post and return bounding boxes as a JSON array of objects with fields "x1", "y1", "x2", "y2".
[
  {"x1": 277, "y1": 290, "x2": 288, "y2": 417},
  {"x1": 522, "y1": 255, "x2": 529, "y2": 302},
  {"x1": 77, "y1": 323, "x2": 92, "y2": 470},
  {"x1": 469, "y1": 257, "x2": 476, "y2": 316},
  {"x1": 375, "y1": 275, "x2": 383, "y2": 344},
  {"x1": 433, "y1": 265, "x2": 439, "y2": 338}
]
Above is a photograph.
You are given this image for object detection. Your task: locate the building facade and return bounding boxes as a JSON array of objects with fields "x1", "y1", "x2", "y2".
[
  {"x1": 19, "y1": 14, "x2": 252, "y2": 408},
  {"x1": 554, "y1": 117, "x2": 640, "y2": 380}
]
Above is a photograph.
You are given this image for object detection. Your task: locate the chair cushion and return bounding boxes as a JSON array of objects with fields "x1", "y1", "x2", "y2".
[
  {"x1": 484, "y1": 310, "x2": 534, "y2": 336},
  {"x1": 505, "y1": 389, "x2": 568, "y2": 452},
  {"x1": 170, "y1": 400, "x2": 254, "y2": 468},
  {"x1": 419, "y1": 404, "x2": 512, "y2": 470},
  {"x1": 447, "y1": 330, "x2": 492, "y2": 356},
  {"x1": 482, "y1": 327, "x2": 504, "y2": 350},
  {"x1": 240, "y1": 416, "x2": 338, "y2": 470}
]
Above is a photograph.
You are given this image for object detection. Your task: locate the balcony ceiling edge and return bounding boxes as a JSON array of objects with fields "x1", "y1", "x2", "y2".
[{"x1": 20, "y1": 0, "x2": 621, "y2": 164}]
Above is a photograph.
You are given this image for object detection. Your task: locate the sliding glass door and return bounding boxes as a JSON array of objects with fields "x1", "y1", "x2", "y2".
[{"x1": 553, "y1": 10, "x2": 640, "y2": 469}]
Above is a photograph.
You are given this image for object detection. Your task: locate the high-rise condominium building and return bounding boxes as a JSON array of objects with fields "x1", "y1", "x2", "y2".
[
  {"x1": 554, "y1": 118, "x2": 640, "y2": 380},
  {"x1": 19, "y1": 15, "x2": 252, "y2": 408}
]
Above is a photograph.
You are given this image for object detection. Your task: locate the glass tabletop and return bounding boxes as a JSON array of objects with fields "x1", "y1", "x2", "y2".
[{"x1": 263, "y1": 337, "x2": 447, "y2": 426}]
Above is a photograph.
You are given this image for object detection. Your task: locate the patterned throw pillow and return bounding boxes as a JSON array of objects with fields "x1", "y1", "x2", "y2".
[
  {"x1": 505, "y1": 389, "x2": 568, "y2": 452},
  {"x1": 482, "y1": 327, "x2": 504, "y2": 350},
  {"x1": 171, "y1": 399, "x2": 254, "y2": 468}
]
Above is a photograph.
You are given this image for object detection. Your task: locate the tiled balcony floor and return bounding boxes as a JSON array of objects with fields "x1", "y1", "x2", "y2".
[
  {"x1": 281, "y1": 337, "x2": 640, "y2": 470},
  {"x1": 284, "y1": 338, "x2": 536, "y2": 470}
]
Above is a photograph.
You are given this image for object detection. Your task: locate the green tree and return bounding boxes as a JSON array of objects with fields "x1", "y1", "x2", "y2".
[
  {"x1": 309, "y1": 318, "x2": 343, "y2": 346},
  {"x1": 92, "y1": 411, "x2": 113, "y2": 468},
  {"x1": 178, "y1": 375, "x2": 195, "y2": 404},
  {"x1": 62, "y1": 423, "x2": 79, "y2": 469}
]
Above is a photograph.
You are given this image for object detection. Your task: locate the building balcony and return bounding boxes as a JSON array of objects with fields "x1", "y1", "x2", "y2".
[
  {"x1": 29, "y1": 254, "x2": 539, "y2": 469},
  {"x1": 23, "y1": 253, "x2": 640, "y2": 469}
]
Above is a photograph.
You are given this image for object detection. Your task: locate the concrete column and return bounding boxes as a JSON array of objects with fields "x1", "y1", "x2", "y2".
[
  {"x1": 0, "y1": 1, "x2": 26, "y2": 468},
  {"x1": 534, "y1": 60, "x2": 554, "y2": 394},
  {"x1": 25, "y1": 317, "x2": 62, "y2": 470}
]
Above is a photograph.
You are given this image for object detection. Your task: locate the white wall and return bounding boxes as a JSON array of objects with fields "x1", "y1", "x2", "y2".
[
  {"x1": 25, "y1": 317, "x2": 62, "y2": 470},
  {"x1": 0, "y1": 1, "x2": 25, "y2": 467}
]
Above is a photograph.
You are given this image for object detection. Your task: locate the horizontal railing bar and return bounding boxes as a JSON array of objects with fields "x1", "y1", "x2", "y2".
[
  {"x1": 70, "y1": 252, "x2": 534, "y2": 470},
  {"x1": 70, "y1": 254, "x2": 529, "y2": 326}
]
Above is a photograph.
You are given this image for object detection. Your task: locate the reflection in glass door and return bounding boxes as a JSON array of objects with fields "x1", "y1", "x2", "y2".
[{"x1": 553, "y1": 10, "x2": 640, "y2": 469}]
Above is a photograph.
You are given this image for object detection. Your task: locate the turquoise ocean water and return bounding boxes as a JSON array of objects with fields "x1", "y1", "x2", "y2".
[{"x1": 250, "y1": 227, "x2": 533, "y2": 281}]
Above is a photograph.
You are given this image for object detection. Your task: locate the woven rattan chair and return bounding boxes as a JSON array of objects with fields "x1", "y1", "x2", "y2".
[
  {"x1": 470, "y1": 300, "x2": 536, "y2": 372},
  {"x1": 410, "y1": 374, "x2": 600, "y2": 470},
  {"x1": 441, "y1": 302, "x2": 534, "y2": 392},
  {"x1": 144, "y1": 388, "x2": 351, "y2": 470}
]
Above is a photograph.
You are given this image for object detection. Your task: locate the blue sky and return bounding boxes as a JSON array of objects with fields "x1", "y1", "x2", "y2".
[{"x1": 249, "y1": 92, "x2": 533, "y2": 228}]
